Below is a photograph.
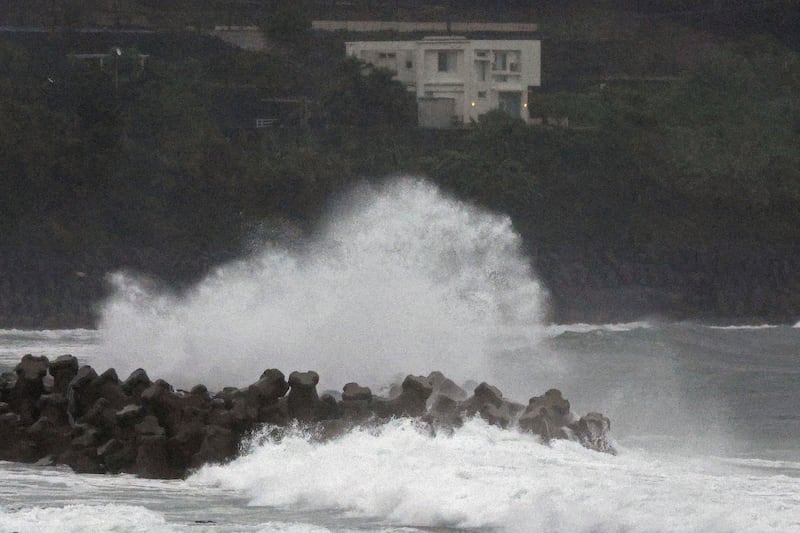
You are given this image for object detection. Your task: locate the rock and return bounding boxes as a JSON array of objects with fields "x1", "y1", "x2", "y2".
[
  {"x1": 376, "y1": 375, "x2": 432, "y2": 418},
  {"x1": 122, "y1": 369, "x2": 152, "y2": 399},
  {"x1": 426, "y1": 394, "x2": 463, "y2": 430},
  {"x1": 67, "y1": 366, "x2": 99, "y2": 422},
  {"x1": 15, "y1": 354, "x2": 49, "y2": 382},
  {"x1": 36, "y1": 393, "x2": 70, "y2": 427},
  {"x1": 0, "y1": 372, "x2": 17, "y2": 404},
  {"x1": 90, "y1": 368, "x2": 129, "y2": 409},
  {"x1": 479, "y1": 402, "x2": 512, "y2": 429},
  {"x1": 436, "y1": 378, "x2": 467, "y2": 401},
  {"x1": 318, "y1": 393, "x2": 340, "y2": 420},
  {"x1": 287, "y1": 371, "x2": 321, "y2": 422},
  {"x1": 573, "y1": 412, "x2": 615, "y2": 454},
  {"x1": 523, "y1": 389, "x2": 574, "y2": 427},
  {"x1": 340, "y1": 383, "x2": 374, "y2": 422},
  {"x1": 26, "y1": 415, "x2": 69, "y2": 458},
  {"x1": 190, "y1": 425, "x2": 238, "y2": 468},
  {"x1": 518, "y1": 390, "x2": 575, "y2": 442},
  {"x1": 101, "y1": 440, "x2": 137, "y2": 474},
  {"x1": 12, "y1": 354, "x2": 50, "y2": 423},
  {"x1": 190, "y1": 384, "x2": 210, "y2": 399},
  {"x1": 342, "y1": 383, "x2": 372, "y2": 402},
  {"x1": 135, "y1": 435, "x2": 178, "y2": 479},
  {"x1": 460, "y1": 382, "x2": 504, "y2": 417},
  {"x1": 427, "y1": 371, "x2": 446, "y2": 388},
  {"x1": 135, "y1": 415, "x2": 165, "y2": 437},
  {"x1": 49, "y1": 355, "x2": 79, "y2": 395},
  {"x1": 167, "y1": 421, "x2": 206, "y2": 471},
  {"x1": 246, "y1": 369, "x2": 289, "y2": 405},
  {"x1": 71, "y1": 425, "x2": 100, "y2": 449},
  {"x1": 80, "y1": 398, "x2": 118, "y2": 435},
  {"x1": 58, "y1": 447, "x2": 104, "y2": 474},
  {"x1": 115, "y1": 404, "x2": 144, "y2": 425},
  {"x1": 402, "y1": 375, "x2": 433, "y2": 399}
]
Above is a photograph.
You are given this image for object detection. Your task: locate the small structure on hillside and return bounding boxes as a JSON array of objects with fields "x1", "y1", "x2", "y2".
[{"x1": 346, "y1": 36, "x2": 541, "y2": 128}]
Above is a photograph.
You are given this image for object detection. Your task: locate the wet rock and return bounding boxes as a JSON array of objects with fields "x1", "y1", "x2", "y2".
[
  {"x1": 58, "y1": 447, "x2": 104, "y2": 474},
  {"x1": 167, "y1": 421, "x2": 206, "y2": 471},
  {"x1": 122, "y1": 369, "x2": 152, "y2": 400},
  {"x1": 36, "y1": 393, "x2": 70, "y2": 427},
  {"x1": 115, "y1": 404, "x2": 144, "y2": 425},
  {"x1": 67, "y1": 366, "x2": 99, "y2": 421},
  {"x1": 91, "y1": 368, "x2": 129, "y2": 409},
  {"x1": 436, "y1": 378, "x2": 467, "y2": 401},
  {"x1": 518, "y1": 389, "x2": 574, "y2": 441},
  {"x1": 12, "y1": 354, "x2": 50, "y2": 423},
  {"x1": 190, "y1": 384, "x2": 210, "y2": 400},
  {"x1": 0, "y1": 372, "x2": 17, "y2": 404},
  {"x1": 49, "y1": 355, "x2": 79, "y2": 395},
  {"x1": 135, "y1": 415, "x2": 165, "y2": 437},
  {"x1": 287, "y1": 371, "x2": 321, "y2": 422},
  {"x1": 425, "y1": 394, "x2": 463, "y2": 430},
  {"x1": 80, "y1": 398, "x2": 118, "y2": 435},
  {"x1": 427, "y1": 371, "x2": 446, "y2": 388},
  {"x1": 136, "y1": 435, "x2": 178, "y2": 479},
  {"x1": 190, "y1": 425, "x2": 238, "y2": 468},
  {"x1": 246, "y1": 369, "x2": 289, "y2": 405},
  {"x1": 342, "y1": 383, "x2": 372, "y2": 402},
  {"x1": 479, "y1": 402, "x2": 513, "y2": 429},
  {"x1": 522, "y1": 389, "x2": 574, "y2": 427},
  {"x1": 573, "y1": 412, "x2": 615, "y2": 454},
  {"x1": 340, "y1": 383, "x2": 374, "y2": 421},
  {"x1": 376, "y1": 375, "x2": 432, "y2": 418},
  {"x1": 460, "y1": 382, "x2": 504, "y2": 417},
  {"x1": 101, "y1": 439, "x2": 136, "y2": 474}
]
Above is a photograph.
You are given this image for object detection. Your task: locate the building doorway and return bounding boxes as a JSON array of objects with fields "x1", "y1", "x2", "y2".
[{"x1": 498, "y1": 91, "x2": 521, "y2": 118}]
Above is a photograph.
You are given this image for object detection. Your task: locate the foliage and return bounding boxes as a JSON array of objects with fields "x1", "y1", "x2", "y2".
[{"x1": 318, "y1": 57, "x2": 417, "y2": 128}]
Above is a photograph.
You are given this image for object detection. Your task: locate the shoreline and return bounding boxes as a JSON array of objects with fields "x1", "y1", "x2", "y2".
[{"x1": 0, "y1": 355, "x2": 613, "y2": 479}]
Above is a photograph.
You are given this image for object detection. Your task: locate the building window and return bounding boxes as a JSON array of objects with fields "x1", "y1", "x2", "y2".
[
  {"x1": 476, "y1": 61, "x2": 487, "y2": 81},
  {"x1": 478, "y1": 91, "x2": 487, "y2": 98},
  {"x1": 493, "y1": 51, "x2": 507, "y2": 71},
  {"x1": 438, "y1": 51, "x2": 448, "y2": 72},
  {"x1": 387, "y1": 52, "x2": 396, "y2": 58},
  {"x1": 406, "y1": 60, "x2": 413, "y2": 69},
  {"x1": 437, "y1": 51, "x2": 457, "y2": 72}
]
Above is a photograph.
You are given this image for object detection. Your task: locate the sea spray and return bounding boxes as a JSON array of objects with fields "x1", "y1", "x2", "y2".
[
  {"x1": 189, "y1": 418, "x2": 800, "y2": 532},
  {"x1": 98, "y1": 178, "x2": 547, "y2": 390}
]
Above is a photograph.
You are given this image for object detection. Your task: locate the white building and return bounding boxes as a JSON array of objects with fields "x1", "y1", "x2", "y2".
[{"x1": 345, "y1": 36, "x2": 541, "y2": 128}]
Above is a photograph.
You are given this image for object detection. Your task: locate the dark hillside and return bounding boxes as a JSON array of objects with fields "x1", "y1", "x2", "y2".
[{"x1": 1, "y1": 1, "x2": 800, "y2": 326}]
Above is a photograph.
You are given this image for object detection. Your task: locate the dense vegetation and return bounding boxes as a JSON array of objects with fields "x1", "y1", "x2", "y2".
[{"x1": 1, "y1": 1, "x2": 800, "y2": 326}]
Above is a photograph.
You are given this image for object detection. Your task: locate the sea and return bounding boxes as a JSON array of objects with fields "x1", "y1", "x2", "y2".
[{"x1": 1, "y1": 179, "x2": 799, "y2": 532}]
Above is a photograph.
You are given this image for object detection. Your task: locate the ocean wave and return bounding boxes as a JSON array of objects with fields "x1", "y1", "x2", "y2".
[
  {"x1": 706, "y1": 324, "x2": 781, "y2": 330},
  {"x1": 0, "y1": 504, "x2": 171, "y2": 533},
  {"x1": 189, "y1": 418, "x2": 800, "y2": 532},
  {"x1": 544, "y1": 321, "x2": 653, "y2": 336}
]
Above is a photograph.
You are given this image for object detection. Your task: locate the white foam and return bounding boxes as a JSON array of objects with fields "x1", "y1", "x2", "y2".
[
  {"x1": 544, "y1": 321, "x2": 652, "y2": 336},
  {"x1": 190, "y1": 419, "x2": 800, "y2": 532},
  {"x1": 706, "y1": 324, "x2": 780, "y2": 330},
  {"x1": 0, "y1": 504, "x2": 171, "y2": 533},
  {"x1": 97, "y1": 178, "x2": 547, "y2": 390}
]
